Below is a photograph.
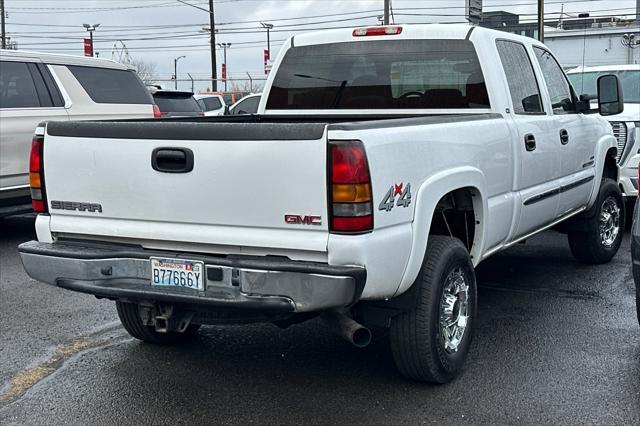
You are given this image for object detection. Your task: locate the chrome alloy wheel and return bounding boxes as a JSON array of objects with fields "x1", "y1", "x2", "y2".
[
  {"x1": 599, "y1": 196, "x2": 621, "y2": 248},
  {"x1": 439, "y1": 268, "x2": 470, "y2": 353}
]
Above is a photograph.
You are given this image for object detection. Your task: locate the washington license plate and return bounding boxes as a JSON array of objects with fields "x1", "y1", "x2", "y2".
[{"x1": 151, "y1": 258, "x2": 205, "y2": 291}]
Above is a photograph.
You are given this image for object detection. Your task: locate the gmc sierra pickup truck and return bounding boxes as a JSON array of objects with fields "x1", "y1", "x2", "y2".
[{"x1": 19, "y1": 24, "x2": 624, "y2": 383}]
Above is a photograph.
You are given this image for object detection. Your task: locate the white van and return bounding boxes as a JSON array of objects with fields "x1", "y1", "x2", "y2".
[{"x1": 0, "y1": 50, "x2": 155, "y2": 217}]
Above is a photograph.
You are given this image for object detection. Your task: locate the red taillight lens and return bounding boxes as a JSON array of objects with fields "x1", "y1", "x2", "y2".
[
  {"x1": 153, "y1": 104, "x2": 162, "y2": 118},
  {"x1": 331, "y1": 144, "x2": 370, "y2": 183},
  {"x1": 329, "y1": 141, "x2": 373, "y2": 234},
  {"x1": 29, "y1": 132, "x2": 47, "y2": 213},
  {"x1": 352, "y1": 26, "x2": 403, "y2": 37}
]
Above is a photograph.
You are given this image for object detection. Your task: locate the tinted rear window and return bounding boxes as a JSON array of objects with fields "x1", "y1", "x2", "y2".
[
  {"x1": 198, "y1": 96, "x2": 222, "y2": 111},
  {"x1": 153, "y1": 93, "x2": 201, "y2": 112},
  {"x1": 67, "y1": 65, "x2": 153, "y2": 104},
  {"x1": 266, "y1": 39, "x2": 489, "y2": 110}
]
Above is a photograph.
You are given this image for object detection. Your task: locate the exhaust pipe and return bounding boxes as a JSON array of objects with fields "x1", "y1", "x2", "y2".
[{"x1": 323, "y1": 310, "x2": 372, "y2": 348}]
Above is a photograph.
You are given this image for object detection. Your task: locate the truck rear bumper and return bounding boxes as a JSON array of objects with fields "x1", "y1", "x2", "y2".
[{"x1": 18, "y1": 240, "x2": 366, "y2": 315}]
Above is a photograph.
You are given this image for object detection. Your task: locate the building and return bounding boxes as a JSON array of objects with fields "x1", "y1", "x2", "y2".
[{"x1": 480, "y1": 11, "x2": 640, "y2": 67}]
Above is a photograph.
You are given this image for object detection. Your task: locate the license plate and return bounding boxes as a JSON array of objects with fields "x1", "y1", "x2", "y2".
[{"x1": 150, "y1": 257, "x2": 205, "y2": 291}]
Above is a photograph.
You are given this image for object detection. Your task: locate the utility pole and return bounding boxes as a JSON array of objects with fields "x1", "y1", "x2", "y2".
[
  {"x1": 179, "y1": 0, "x2": 216, "y2": 91},
  {"x1": 1, "y1": 0, "x2": 6, "y2": 50},
  {"x1": 209, "y1": 0, "x2": 217, "y2": 92},
  {"x1": 538, "y1": 0, "x2": 544, "y2": 42},
  {"x1": 260, "y1": 23, "x2": 273, "y2": 60},
  {"x1": 383, "y1": 0, "x2": 390, "y2": 25},
  {"x1": 173, "y1": 55, "x2": 185, "y2": 90},
  {"x1": 217, "y1": 43, "x2": 231, "y2": 92}
]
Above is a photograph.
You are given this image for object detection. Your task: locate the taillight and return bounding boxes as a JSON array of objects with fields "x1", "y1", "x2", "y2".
[
  {"x1": 29, "y1": 129, "x2": 47, "y2": 213},
  {"x1": 153, "y1": 104, "x2": 162, "y2": 118},
  {"x1": 328, "y1": 141, "x2": 373, "y2": 233},
  {"x1": 352, "y1": 26, "x2": 403, "y2": 37}
]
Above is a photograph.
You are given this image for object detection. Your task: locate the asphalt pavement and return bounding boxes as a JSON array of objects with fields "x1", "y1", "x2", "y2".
[{"x1": 1, "y1": 214, "x2": 638, "y2": 425}]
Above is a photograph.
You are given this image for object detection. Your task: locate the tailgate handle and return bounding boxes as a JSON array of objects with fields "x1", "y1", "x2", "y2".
[{"x1": 152, "y1": 148, "x2": 194, "y2": 173}]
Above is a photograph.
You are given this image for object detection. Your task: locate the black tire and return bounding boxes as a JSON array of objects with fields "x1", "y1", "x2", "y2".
[
  {"x1": 389, "y1": 236, "x2": 477, "y2": 383},
  {"x1": 116, "y1": 301, "x2": 200, "y2": 344},
  {"x1": 568, "y1": 178, "x2": 624, "y2": 264}
]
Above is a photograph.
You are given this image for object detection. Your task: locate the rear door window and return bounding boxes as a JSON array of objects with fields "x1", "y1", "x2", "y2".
[
  {"x1": 153, "y1": 93, "x2": 201, "y2": 112},
  {"x1": 67, "y1": 65, "x2": 153, "y2": 104},
  {"x1": 199, "y1": 97, "x2": 222, "y2": 111},
  {"x1": 495, "y1": 40, "x2": 544, "y2": 114},
  {"x1": 266, "y1": 39, "x2": 490, "y2": 110},
  {"x1": 0, "y1": 61, "x2": 41, "y2": 108}
]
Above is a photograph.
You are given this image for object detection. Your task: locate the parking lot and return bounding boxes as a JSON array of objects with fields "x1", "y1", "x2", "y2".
[{"x1": 0, "y1": 214, "x2": 638, "y2": 424}]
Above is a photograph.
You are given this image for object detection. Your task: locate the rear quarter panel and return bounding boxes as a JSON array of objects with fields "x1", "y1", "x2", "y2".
[{"x1": 328, "y1": 115, "x2": 514, "y2": 299}]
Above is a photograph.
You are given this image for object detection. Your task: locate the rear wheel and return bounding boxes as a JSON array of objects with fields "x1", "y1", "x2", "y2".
[
  {"x1": 116, "y1": 301, "x2": 200, "y2": 344},
  {"x1": 389, "y1": 236, "x2": 477, "y2": 383},
  {"x1": 568, "y1": 179, "x2": 623, "y2": 264}
]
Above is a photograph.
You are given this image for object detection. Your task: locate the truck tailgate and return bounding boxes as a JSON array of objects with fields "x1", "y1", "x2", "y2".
[{"x1": 42, "y1": 121, "x2": 330, "y2": 256}]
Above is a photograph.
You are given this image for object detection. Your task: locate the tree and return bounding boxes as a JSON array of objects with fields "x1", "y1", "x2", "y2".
[
  {"x1": 229, "y1": 78, "x2": 265, "y2": 93},
  {"x1": 130, "y1": 58, "x2": 157, "y2": 85}
]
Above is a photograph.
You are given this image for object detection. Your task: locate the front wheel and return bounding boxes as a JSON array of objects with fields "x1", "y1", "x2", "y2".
[
  {"x1": 389, "y1": 236, "x2": 477, "y2": 383},
  {"x1": 568, "y1": 178, "x2": 624, "y2": 264}
]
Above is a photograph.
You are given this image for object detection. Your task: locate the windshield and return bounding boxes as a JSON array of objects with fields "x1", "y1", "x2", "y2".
[
  {"x1": 266, "y1": 39, "x2": 490, "y2": 110},
  {"x1": 568, "y1": 70, "x2": 640, "y2": 103},
  {"x1": 153, "y1": 93, "x2": 202, "y2": 112}
]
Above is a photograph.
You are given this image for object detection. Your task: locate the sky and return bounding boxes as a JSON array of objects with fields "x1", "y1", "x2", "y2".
[{"x1": 3, "y1": 0, "x2": 639, "y2": 92}]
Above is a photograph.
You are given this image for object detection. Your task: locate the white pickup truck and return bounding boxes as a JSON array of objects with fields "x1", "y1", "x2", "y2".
[{"x1": 19, "y1": 24, "x2": 625, "y2": 383}]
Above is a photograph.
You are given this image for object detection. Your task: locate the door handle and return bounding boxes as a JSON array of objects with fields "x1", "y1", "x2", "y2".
[
  {"x1": 560, "y1": 129, "x2": 569, "y2": 145},
  {"x1": 151, "y1": 148, "x2": 194, "y2": 173},
  {"x1": 524, "y1": 134, "x2": 536, "y2": 152}
]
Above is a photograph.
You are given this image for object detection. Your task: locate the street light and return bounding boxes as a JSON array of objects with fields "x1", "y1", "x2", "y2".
[
  {"x1": 217, "y1": 43, "x2": 231, "y2": 92},
  {"x1": 173, "y1": 55, "x2": 186, "y2": 90},
  {"x1": 260, "y1": 22, "x2": 274, "y2": 60},
  {"x1": 82, "y1": 23, "x2": 100, "y2": 57}
]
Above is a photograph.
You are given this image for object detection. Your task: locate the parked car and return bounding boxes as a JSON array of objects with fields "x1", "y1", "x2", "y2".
[
  {"x1": 19, "y1": 24, "x2": 624, "y2": 383},
  {"x1": 194, "y1": 93, "x2": 226, "y2": 116},
  {"x1": 149, "y1": 88, "x2": 203, "y2": 117},
  {"x1": 633, "y1": 189, "x2": 640, "y2": 326},
  {"x1": 567, "y1": 65, "x2": 640, "y2": 206},
  {"x1": 228, "y1": 93, "x2": 261, "y2": 115},
  {"x1": 0, "y1": 49, "x2": 155, "y2": 217}
]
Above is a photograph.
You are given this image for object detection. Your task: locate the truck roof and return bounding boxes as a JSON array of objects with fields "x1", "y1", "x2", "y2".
[
  {"x1": 567, "y1": 64, "x2": 640, "y2": 73},
  {"x1": 0, "y1": 49, "x2": 129, "y2": 70},
  {"x1": 291, "y1": 23, "x2": 546, "y2": 48}
]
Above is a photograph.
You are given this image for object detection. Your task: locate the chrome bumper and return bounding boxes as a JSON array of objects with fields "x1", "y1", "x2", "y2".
[{"x1": 18, "y1": 240, "x2": 365, "y2": 314}]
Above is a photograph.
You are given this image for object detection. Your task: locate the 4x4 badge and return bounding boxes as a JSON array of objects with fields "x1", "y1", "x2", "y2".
[{"x1": 378, "y1": 182, "x2": 411, "y2": 212}]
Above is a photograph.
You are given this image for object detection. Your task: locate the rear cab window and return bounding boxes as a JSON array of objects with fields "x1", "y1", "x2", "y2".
[
  {"x1": 67, "y1": 65, "x2": 153, "y2": 104},
  {"x1": 266, "y1": 39, "x2": 490, "y2": 110}
]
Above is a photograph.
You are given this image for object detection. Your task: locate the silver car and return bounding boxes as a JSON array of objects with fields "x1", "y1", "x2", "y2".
[{"x1": 0, "y1": 50, "x2": 155, "y2": 217}]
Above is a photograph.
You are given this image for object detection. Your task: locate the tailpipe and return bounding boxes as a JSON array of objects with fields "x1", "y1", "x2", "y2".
[{"x1": 323, "y1": 310, "x2": 372, "y2": 348}]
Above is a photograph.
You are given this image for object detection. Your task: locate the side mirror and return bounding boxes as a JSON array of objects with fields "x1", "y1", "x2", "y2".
[
  {"x1": 597, "y1": 74, "x2": 624, "y2": 116},
  {"x1": 224, "y1": 105, "x2": 230, "y2": 115}
]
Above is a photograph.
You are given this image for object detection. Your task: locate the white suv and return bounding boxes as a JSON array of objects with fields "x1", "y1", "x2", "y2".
[{"x1": 0, "y1": 50, "x2": 155, "y2": 217}]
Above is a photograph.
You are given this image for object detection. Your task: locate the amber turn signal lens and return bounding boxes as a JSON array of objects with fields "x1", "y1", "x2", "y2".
[
  {"x1": 332, "y1": 183, "x2": 371, "y2": 203},
  {"x1": 29, "y1": 171, "x2": 41, "y2": 188}
]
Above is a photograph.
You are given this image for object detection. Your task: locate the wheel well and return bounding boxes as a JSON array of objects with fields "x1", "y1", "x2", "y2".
[
  {"x1": 603, "y1": 148, "x2": 618, "y2": 181},
  {"x1": 429, "y1": 188, "x2": 478, "y2": 254}
]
